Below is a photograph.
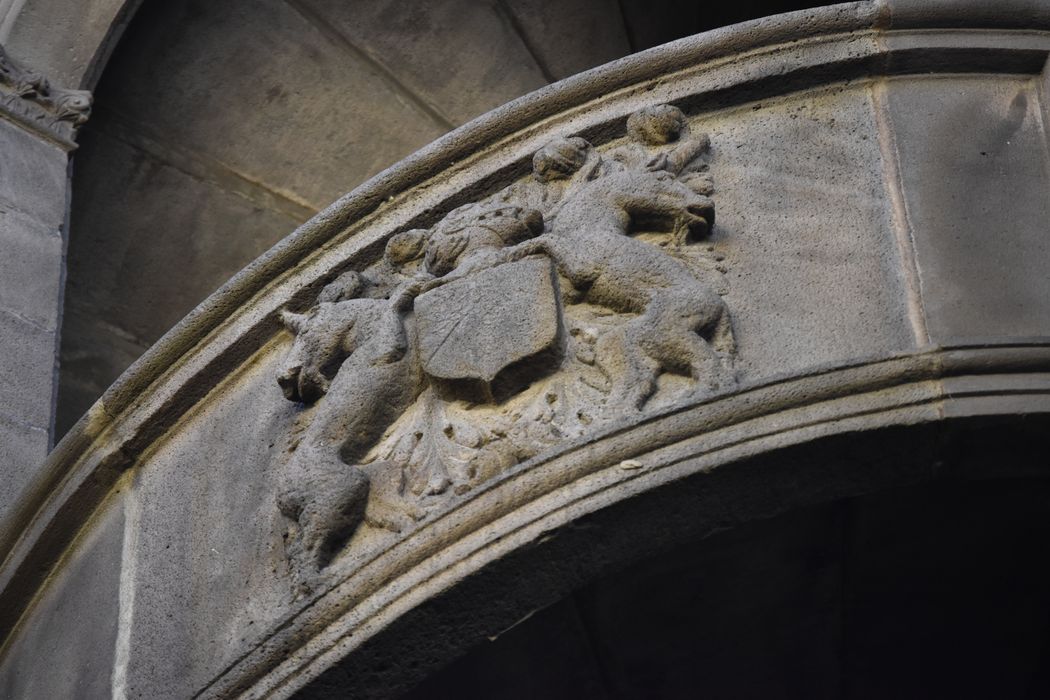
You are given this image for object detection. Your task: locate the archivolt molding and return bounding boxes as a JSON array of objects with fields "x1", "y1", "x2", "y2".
[
  {"x1": 212, "y1": 344, "x2": 1050, "y2": 698},
  {"x1": 3, "y1": 2, "x2": 1050, "y2": 697}
]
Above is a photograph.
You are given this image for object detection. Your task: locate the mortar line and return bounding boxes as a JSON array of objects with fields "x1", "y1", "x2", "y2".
[
  {"x1": 871, "y1": 78, "x2": 931, "y2": 348},
  {"x1": 495, "y1": 0, "x2": 557, "y2": 84},
  {"x1": 283, "y1": 0, "x2": 456, "y2": 132},
  {"x1": 92, "y1": 105, "x2": 318, "y2": 222}
]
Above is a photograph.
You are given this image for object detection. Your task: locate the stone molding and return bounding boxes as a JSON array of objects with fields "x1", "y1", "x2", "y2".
[
  {"x1": 0, "y1": 42, "x2": 91, "y2": 147},
  {"x1": 216, "y1": 344, "x2": 1050, "y2": 698},
  {"x1": 2, "y1": 2, "x2": 1050, "y2": 697}
]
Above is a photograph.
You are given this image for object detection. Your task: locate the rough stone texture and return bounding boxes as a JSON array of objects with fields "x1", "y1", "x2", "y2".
[
  {"x1": 0, "y1": 43, "x2": 92, "y2": 144},
  {"x1": 0, "y1": 492, "x2": 124, "y2": 699},
  {"x1": 0, "y1": 115, "x2": 67, "y2": 229},
  {"x1": 0, "y1": 107, "x2": 68, "y2": 513},
  {"x1": 88, "y1": 0, "x2": 448, "y2": 212},
  {"x1": 416, "y1": 257, "x2": 560, "y2": 385},
  {"x1": 684, "y1": 85, "x2": 915, "y2": 378},
  {"x1": 0, "y1": 43, "x2": 85, "y2": 590},
  {"x1": 0, "y1": 204, "x2": 62, "y2": 331},
  {"x1": 503, "y1": 0, "x2": 631, "y2": 81},
  {"x1": 270, "y1": 109, "x2": 734, "y2": 577},
  {"x1": 4, "y1": 5, "x2": 1050, "y2": 700},
  {"x1": 118, "y1": 354, "x2": 295, "y2": 700},
  {"x1": 58, "y1": 125, "x2": 304, "y2": 432},
  {"x1": 300, "y1": 0, "x2": 548, "y2": 125},
  {"x1": 56, "y1": 0, "x2": 781, "y2": 438},
  {"x1": 0, "y1": 310, "x2": 54, "y2": 431},
  {"x1": 0, "y1": 0, "x2": 136, "y2": 88},
  {"x1": 0, "y1": 413, "x2": 48, "y2": 521},
  {"x1": 884, "y1": 75, "x2": 1050, "y2": 343},
  {"x1": 617, "y1": 0, "x2": 838, "y2": 50}
]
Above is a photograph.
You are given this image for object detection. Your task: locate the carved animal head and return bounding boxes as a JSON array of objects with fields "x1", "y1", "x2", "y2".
[
  {"x1": 276, "y1": 304, "x2": 358, "y2": 404},
  {"x1": 591, "y1": 169, "x2": 715, "y2": 242},
  {"x1": 52, "y1": 90, "x2": 93, "y2": 125}
]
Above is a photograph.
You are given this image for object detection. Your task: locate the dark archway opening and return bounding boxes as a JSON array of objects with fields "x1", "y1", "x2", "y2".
[{"x1": 406, "y1": 477, "x2": 1050, "y2": 699}]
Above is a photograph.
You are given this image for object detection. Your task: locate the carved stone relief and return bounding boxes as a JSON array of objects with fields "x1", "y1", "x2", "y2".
[
  {"x1": 274, "y1": 104, "x2": 735, "y2": 578},
  {"x1": 0, "y1": 44, "x2": 91, "y2": 143}
]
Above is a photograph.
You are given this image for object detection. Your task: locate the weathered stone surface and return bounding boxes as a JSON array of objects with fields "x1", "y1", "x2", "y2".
[
  {"x1": 0, "y1": 205, "x2": 63, "y2": 331},
  {"x1": 303, "y1": 0, "x2": 547, "y2": 125},
  {"x1": 0, "y1": 412, "x2": 48, "y2": 519},
  {"x1": 0, "y1": 492, "x2": 123, "y2": 699},
  {"x1": 416, "y1": 257, "x2": 559, "y2": 385},
  {"x1": 0, "y1": 43, "x2": 91, "y2": 144},
  {"x1": 5, "y1": 6, "x2": 1050, "y2": 700},
  {"x1": 0, "y1": 307, "x2": 55, "y2": 429},
  {"x1": 119, "y1": 355, "x2": 293, "y2": 699},
  {"x1": 702, "y1": 85, "x2": 916, "y2": 376},
  {"x1": 0, "y1": 115, "x2": 67, "y2": 229},
  {"x1": 58, "y1": 126, "x2": 304, "y2": 433},
  {"x1": 883, "y1": 75, "x2": 1050, "y2": 342},
  {"x1": 0, "y1": 52, "x2": 75, "y2": 529},
  {"x1": 489, "y1": 0, "x2": 631, "y2": 82},
  {"x1": 271, "y1": 106, "x2": 733, "y2": 576},
  {"x1": 0, "y1": 0, "x2": 132, "y2": 88},
  {"x1": 88, "y1": 0, "x2": 448, "y2": 210}
]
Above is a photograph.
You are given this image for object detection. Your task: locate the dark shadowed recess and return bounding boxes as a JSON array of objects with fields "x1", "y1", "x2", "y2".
[
  {"x1": 405, "y1": 476, "x2": 1050, "y2": 699},
  {"x1": 57, "y1": 0, "x2": 838, "y2": 437}
]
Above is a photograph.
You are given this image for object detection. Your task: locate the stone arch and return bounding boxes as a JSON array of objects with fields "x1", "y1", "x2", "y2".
[
  {"x1": 48, "y1": 0, "x2": 844, "y2": 435},
  {"x1": 0, "y1": 0, "x2": 143, "y2": 89},
  {"x1": 1, "y1": 2, "x2": 1050, "y2": 697}
]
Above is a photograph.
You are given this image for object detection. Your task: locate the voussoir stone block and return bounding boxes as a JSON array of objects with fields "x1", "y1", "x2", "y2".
[{"x1": 0, "y1": 206, "x2": 63, "y2": 331}]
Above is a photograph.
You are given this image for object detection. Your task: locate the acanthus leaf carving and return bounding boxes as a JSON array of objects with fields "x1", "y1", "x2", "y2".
[
  {"x1": 272, "y1": 103, "x2": 736, "y2": 582},
  {"x1": 0, "y1": 44, "x2": 92, "y2": 143}
]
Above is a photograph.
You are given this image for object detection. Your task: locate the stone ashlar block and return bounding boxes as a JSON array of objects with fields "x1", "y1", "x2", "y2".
[
  {"x1": 0, "y1": 414, "x2": 49, "y2": 523},
  {"x1": 0, "y1": 116, "x2": 68, "y2": 230},
  {"x1": 0, "y1": 308, "x2": 57, "y2": 428},
  {"x1": 0, "y1": 206, "x2": 63, "y2": 331}
]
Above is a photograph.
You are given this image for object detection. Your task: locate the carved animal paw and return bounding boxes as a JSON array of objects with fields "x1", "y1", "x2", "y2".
[{"x1": 278, "y1": 462, "x2": 370, "y2": 572}]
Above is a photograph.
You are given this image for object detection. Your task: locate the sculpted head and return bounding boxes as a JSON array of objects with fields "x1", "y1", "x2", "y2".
[
  {"x1": 627, "y1": 104, "x2": 687, "y2": 145},
  {"x1": 425, "y1": 206, "x2": 544, "y2": 276},
  {"x1": 384, "y1": 229, "x2": 428, "y2": 267},
  {"x1": 533, "y1": 136, "x2": 592, "y2": 182}
]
